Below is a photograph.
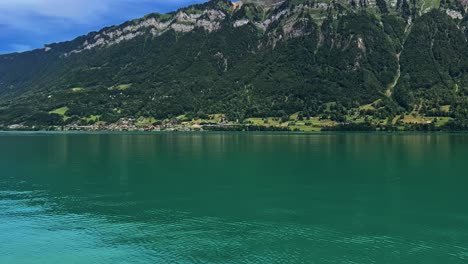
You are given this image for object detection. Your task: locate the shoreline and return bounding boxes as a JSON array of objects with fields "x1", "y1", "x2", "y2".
[
  {"x1": 0, "y1": 125, "x2": 462, "y2": 133},
  {"x1": 1, "y1": 116, "x2": 465, "y2": 133},
  {"x1": 1, "y1": 129, "x2": 468, "y2": 135}
]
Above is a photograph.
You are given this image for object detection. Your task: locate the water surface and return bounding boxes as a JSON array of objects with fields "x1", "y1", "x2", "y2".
[{"x1": 0, "y1": 133, "x2": 467, "y2": 263}]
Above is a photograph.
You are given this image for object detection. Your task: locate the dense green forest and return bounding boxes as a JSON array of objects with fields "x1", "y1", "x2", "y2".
[{"x1": 0, "y1": 0, "x2": 467, "y2": 131}]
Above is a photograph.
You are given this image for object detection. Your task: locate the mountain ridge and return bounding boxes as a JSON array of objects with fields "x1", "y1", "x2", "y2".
[{"x1": 1, "y1": 0, "x2": 468, "y2": 131}]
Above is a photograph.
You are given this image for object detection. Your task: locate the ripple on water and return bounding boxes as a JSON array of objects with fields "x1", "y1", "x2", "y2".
[
  {"x1": 1, "y1": 189, "x2": 468, "y2": 263},
  {"x1": 2, "y1": 132, "x2": 468, "y2": 263}
]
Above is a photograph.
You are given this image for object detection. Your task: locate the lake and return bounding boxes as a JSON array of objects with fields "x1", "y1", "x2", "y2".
[{"x1": 0, "y1": 132, "x2": 467, "y2": 263}]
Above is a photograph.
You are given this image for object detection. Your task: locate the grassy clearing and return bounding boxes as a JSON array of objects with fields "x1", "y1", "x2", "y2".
[
  {"x1": 117, "y1": 84, "x2": 132, "y2": 90},
  {"x1": 290, "y1": 125, "x2": 321, "y2": 132},
  {"x1": 440, "y1": 105, "x2": 450, "y2": 112},
  {"x1": 71, "y1": 87, "x2": 85, "y2": 92},
  {"x1": 109, "y1": 84, "x2": 132, "y2": 91},
  {"x1": 359, "y1": 99, "x2": 382, "y2": 111},
  {"x1": 247, "y1": 117, "x2": 288, "y2": 127},
  {"x1": 313, "y1": 117, "x2": 337, "y2": 127},
  {"x1": 49, "y1": 107, "x2": 69, "y2": 116},
  {"x1": 85, "y1": 115, "x2": 101, "y2": 122},
  {"x1": 359, "y1": 103, "x2": 376, "y2": 111},
  {"x1": 190, "y1": 114, "x2": 225, "y2": 124},
  {"x1": 245, "y1": 116, "x2": 337, "y2": 131},
  {"x1": 402, "y1": 113, "x2": 431, "y2": 124},
  {"x1": 290, "y1": 112, "x2": 300, "y2": 120},
  {"x1": 49, "y1": 107, "x2": 70, "y2": 121},
  {"x1": 434, "y1": 117, "x2": 453, "y2": 127},
  {"x1": 247, "y1": 118, "x2": 282, "y2": 126}
]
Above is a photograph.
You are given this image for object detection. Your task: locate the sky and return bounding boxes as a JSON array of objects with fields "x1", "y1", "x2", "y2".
[{"x1": 0, "y1": 0, "x2": 208, "y2": 54}]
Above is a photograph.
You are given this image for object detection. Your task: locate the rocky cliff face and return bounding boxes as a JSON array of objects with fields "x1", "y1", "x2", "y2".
[
  {"x1": 37, "y1": 0, "x2": 464, "y2": 58},
  {"x1": 60, "y1": 0, "x2": 315, "y2": 56},
  {"x1": 4, "y1": 0, "x2": 465, "y2": 57},
  {"x1": 63, "y1": 9, "x2": 228, "y2": 56}
]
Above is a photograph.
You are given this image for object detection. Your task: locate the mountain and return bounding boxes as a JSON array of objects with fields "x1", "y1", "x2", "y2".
[{"x1": 0, "y1": 0, "x2": 467, "y2": 131}]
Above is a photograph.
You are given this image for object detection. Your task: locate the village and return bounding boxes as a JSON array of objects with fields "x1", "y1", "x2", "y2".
[{"x1": 62, "y1": 118, "x2": 228, "y2": 132}]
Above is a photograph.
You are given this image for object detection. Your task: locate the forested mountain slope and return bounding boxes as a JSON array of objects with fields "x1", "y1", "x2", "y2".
[{"x1": 0, "y1": 0, "x2": 467, "y2": 130}]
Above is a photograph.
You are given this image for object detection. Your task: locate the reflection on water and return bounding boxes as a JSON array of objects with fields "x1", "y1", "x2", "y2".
[{"x1": 0, "y1": 133, "x2": 468, "y2": 263}]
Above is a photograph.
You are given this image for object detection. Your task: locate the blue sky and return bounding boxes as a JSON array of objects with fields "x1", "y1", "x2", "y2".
[{"x1": 0, "y1": 0, "x2": 208, "y2": 54}]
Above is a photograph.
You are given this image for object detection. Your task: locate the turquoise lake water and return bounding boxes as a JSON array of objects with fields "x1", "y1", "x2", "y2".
[{"x1": 0, "y1": 133, "x2": 467, "y2": 263}]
